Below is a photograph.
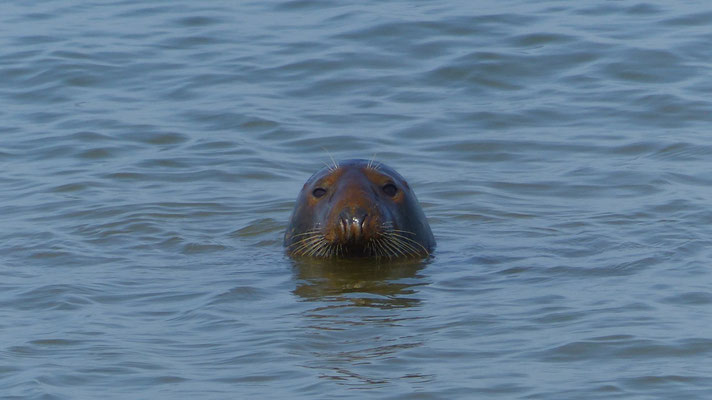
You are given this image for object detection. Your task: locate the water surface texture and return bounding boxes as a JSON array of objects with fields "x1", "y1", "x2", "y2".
[{"x1": 2, "y1": 1, "x2": 712, "y2": 399}]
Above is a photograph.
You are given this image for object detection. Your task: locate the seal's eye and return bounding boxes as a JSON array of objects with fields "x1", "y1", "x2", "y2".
[
  {"x1": 312, "y1": 188, "x2": 327, "y2": 198},
  {"x1": 382, "y1": 183, "x2": 397, "y2": 197}
]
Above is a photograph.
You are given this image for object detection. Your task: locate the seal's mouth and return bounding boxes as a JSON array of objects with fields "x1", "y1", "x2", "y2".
[{"x1": 286, "y1": 223, "x2": 428, "y2": 259}]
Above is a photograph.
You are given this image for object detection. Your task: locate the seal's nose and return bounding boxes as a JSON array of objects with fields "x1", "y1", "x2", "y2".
[{"x1": 339, "y1": 209, "x2": 368, "y2": 242}]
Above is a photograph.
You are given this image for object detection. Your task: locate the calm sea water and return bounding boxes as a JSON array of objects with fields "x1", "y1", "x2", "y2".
[{"x1": 2, "y1": 1, "x2": 712, "y2": 399}]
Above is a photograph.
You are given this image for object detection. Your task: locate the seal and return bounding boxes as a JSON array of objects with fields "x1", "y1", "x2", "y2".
[{"x1": 284, "y1": 159, "x2": 435, "y2": 259}]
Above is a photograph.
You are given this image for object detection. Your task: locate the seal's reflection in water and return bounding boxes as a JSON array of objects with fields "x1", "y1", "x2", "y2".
[
  {"x1": 291, "y1": 258, "x2": 434, "y2": 386},
  {"x1": 292, "y1": 258, "x2": 428, "y2": 308}
]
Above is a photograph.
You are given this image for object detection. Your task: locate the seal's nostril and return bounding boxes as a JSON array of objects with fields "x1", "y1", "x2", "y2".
[
  {"x1": 360, "y1": 214, "x2": 368, "y2": 229},
  {"x1": 340, "y1": 218, "x2": 347, "y2": 237}
]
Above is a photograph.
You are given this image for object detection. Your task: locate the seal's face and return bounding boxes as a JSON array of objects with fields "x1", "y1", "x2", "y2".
[{"x1": 284, "y1": 159, "x2": 435, "y2": 259}]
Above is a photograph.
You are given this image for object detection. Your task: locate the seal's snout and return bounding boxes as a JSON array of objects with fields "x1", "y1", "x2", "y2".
[{"x1": 338, "y1": 209, "x2": 369, "y2": 242}]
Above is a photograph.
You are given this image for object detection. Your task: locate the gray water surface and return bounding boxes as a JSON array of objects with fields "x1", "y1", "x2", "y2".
[{"x1": 2, "y1": 1, "x2": 712, "y2": 399}]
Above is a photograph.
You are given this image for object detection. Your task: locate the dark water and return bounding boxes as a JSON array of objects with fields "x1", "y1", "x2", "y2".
[{"x1": 2, "y1": 1, "x2": 712, "y2": 398}]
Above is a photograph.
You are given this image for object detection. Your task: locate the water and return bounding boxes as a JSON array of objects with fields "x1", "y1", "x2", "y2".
[{"x1": 2, "y1": 0, "x2": 712, "y2": 398}]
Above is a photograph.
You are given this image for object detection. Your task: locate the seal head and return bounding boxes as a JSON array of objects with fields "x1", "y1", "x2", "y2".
[{"x1": 284, "y1": 159, "x2": 435, "y2": 259}]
